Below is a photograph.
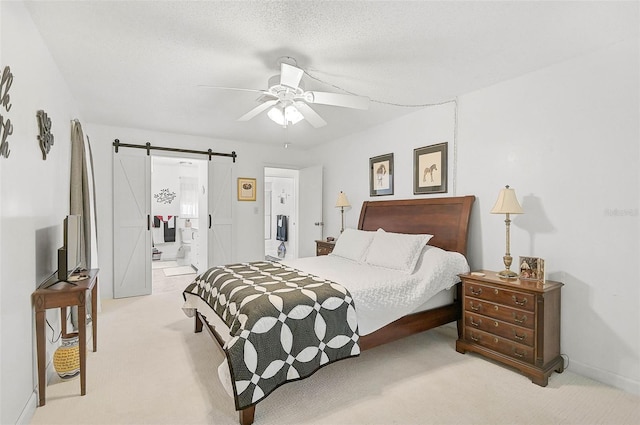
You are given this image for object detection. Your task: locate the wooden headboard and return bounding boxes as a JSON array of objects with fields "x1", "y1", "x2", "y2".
[{"x1": 357, "y1": 196, "x2": 475, "y2": 256}]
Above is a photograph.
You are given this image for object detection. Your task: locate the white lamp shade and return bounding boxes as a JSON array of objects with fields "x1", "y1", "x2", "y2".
[
  {"x1": 335, "y1": 191, "x2": 350, "y2": 208},
  {"x1": 491, "y1": 186, "x2": 524, "y2": 214}
]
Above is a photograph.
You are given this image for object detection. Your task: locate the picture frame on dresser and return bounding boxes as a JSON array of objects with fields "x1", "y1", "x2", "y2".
[
  {"x1": 414, "y1": 142, "x2": 447, "y2": 194},
  {"x1": 519, "y1": 256, "x2": 545, "y2": 281},
  {"x1": 369, "y1": 153, "x2": 393, "y2": 196}
]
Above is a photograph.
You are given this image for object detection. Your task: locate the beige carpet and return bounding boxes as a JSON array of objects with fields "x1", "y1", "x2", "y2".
[{"x1": 30, "y1": 275, "x2": 639, "y2": 425}]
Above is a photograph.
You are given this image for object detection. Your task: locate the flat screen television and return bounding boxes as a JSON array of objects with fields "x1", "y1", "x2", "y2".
[{"x1": 57, "y1": 214, "x2": 83, "y2": 282}]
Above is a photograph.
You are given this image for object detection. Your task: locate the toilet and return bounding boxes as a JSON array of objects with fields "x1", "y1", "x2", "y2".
[{"x1": 177, "y1": 227, "x2": 194, "y2": 265}]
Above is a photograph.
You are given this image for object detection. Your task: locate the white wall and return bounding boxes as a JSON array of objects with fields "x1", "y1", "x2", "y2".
[
  {"x1": 310, "y1": 101, "x2": 458, "y2": 238},
  {"x1": 456, "y1": 38, "x2": 639, "y2": 394},
  {"x1": 0, "y1": 2, "x2": 82, "y2": 423},
  {"x1": 85, "y1": 123, "x2": 312, "y2": 299},
  {"x1": 311, "y1": 38, "x2": 640, "y2": 394}
]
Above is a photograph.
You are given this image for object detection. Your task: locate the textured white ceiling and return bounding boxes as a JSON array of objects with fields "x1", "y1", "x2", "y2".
[{"x1": 24, "y1": 1, "x2": 638, "y2": 149}]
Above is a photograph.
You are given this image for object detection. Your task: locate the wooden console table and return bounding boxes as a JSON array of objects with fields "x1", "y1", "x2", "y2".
[{"x1": 32, "y1": 269, "x2": 99, "y2": 406}]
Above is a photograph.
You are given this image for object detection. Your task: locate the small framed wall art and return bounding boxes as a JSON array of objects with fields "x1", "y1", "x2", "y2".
[
  {"x1": 237, "y1": 177, "x2": 257, "y2": 201},
  {"x1": 369, "y1": 153, "x2": 394, "y2": 196},
  {"x1": 519, "y1": 256, "x2": 545, "y2": 282},
  {"x1": 413, "y1": 142, "x2": 447, "y2": 195}
]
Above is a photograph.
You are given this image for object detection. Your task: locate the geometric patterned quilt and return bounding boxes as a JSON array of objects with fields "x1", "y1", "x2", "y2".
[{"x1": 182, "y1": 261, "x2": 360, "y2": 410}]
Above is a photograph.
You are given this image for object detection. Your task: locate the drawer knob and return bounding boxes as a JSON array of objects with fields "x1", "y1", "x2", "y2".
[
  {"x1": 514, "y1": 332, "x2": 526, "y2": 341},
  {"x1": 513, "y1": 314, "x2": 527, "y2": 324},
  {"x1": 512, "y1": 295, "x2": 528, "y2": 306},
  {"x1": 513, "y1": 348, "x2": 526, "y2": 358},
  {"x1": 470, "y1": 317, "x2": 481, "y2": 327},
  {"x1": 494, "y1": 321, "x2": 499, "y2": 327},
  {"x1": 470, "y1": 287, "x2": 482, "y2": 296},
  {"x1": 494, "y1": 289, "x2": 499, "y2": 295},
  {"x1": 470, "y1": 302, "x2": 481, "y2": 312},
  {"x1": 470, "y1": 334, "x2": 479, "y2": 342}
]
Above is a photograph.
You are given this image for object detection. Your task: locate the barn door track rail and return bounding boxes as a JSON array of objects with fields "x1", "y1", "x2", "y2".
[{"x1": 113, "y1": 139, "x2": 236, "y2": 162}]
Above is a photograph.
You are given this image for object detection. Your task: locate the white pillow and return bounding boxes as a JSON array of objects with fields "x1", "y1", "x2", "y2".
[
  {"x1": 330, "y1": 228, "x2": 375, "y2": 262},
  {"x1": 364, "y1": 228, "x2": 433, "y2": 274}
]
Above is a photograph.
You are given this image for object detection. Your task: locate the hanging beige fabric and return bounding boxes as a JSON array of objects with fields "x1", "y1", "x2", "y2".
[{"x1": 69, "y1": 120, "x2": 93, "y2": 270}]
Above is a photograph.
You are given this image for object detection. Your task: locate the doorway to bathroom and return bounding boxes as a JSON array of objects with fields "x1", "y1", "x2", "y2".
[
  {"x1": 264, "y1": 165, "x2": 324, "y2": 261},
  {"x1": 264, "y1": 168, "x2": 297, "y2": 261},
  {"x1": 150, "y1": 155, "x2": 207, "y2": 293}
]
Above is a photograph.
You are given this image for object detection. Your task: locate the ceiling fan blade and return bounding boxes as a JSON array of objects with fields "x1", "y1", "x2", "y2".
[
  {"x1": 198, "y1": 85, "x2": 270, "y2": 96},
  {"x1": 305, "y1": 91, "x2": 370, "y2": 110},
  {"x1": 294, "y1": 102, "x2": 327, "y2": 128},
  {"x1": 280, "y1": 63, "x2": 304, "y2": 89},
  {"x1": 237, "y1": 100, "x2": 278, "y2": 122}
]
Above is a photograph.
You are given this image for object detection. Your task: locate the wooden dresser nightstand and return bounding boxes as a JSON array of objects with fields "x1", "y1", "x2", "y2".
[
  {"x1": 456, "y1": 270, "x2": 564, "y2": 386},
  {"x1": 315, "y1": 240, "x2": 336, "y2": 256}
]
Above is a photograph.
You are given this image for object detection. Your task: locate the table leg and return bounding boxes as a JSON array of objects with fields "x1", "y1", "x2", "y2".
[
  {"x1": 78, "y1": 302, "x2": 87, "y2": 396},
  {"x1": 91, "y1": 281, "x2": 98, "y2": 352},
  {"x1": 35, "y1": 308, "x2": 46, "y2": 406},
  {"x1": 60, "y1": 306, "x2": 68, "y2": 337}
]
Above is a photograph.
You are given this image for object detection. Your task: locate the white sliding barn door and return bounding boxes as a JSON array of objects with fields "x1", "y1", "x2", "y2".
[
  {"x1": 113, "y1": 150, "x2": 151, "y2": 298},
  {"x1": 208, "y1": 161, "x2": 233, "y2": 267},
  {"x1": 298, "y1": 165, "x2": 323, "y2": 258}
]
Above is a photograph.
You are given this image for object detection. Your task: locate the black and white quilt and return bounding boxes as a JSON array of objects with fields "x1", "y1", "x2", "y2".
[{"x1": 183, "y1": 261, "x2": 360, "y2": 410}]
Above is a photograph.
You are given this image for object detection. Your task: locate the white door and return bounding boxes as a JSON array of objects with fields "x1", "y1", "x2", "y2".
[
  {"x1": 298, "y1": 165, "x2": 323, "y2": 258},
  {"x1": 113, "y1": 150, "x2": 151, "y2": 298},
  {"x1": 208, "y1": 161, "x2": 233, "y2": 267}
]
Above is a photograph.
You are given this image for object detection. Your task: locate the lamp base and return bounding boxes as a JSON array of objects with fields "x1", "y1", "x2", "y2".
[{"x1": 497, "y1": 269, "x2": 518, "y2": 279}]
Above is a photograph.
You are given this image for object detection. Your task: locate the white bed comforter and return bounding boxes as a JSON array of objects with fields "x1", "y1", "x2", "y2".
[{"x1": 282, "y1": 245, "x2": 469, "y2": 336}]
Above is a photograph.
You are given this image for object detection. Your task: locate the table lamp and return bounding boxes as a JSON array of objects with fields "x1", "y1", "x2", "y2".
[
  {"x1": 335, "y1": 191, "x2": 350, "y2": 233},
  {"x1": 491, "y1": 185, "x2": 524, "y2": 278}
]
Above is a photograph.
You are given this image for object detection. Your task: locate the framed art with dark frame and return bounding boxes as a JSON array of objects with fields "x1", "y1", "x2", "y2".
[
  {"x1": 237, "y1": 177, "x2": 257, "y2": 201},
  {"x1": 413, "y1": 142, "x2": 448, "y2": 194},
  {"x1": 369, "y1": 153, "x2": 394, "y2": 196}
]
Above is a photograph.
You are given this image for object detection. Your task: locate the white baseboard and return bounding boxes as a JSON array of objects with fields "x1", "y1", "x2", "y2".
[
  {"x1": 569, "y1": 359, "x2": 640, "y2": 396},
  {"x1": 21, "y1": 353, "x2": 58, "y2": 424},
  {"x1": 16, "y1": 391, "x2": 37, "y2": 425}
]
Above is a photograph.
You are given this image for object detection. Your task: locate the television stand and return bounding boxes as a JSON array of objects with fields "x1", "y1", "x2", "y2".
[{"x1": 32, "y1": 269, "x2": 99, "y2": 406}]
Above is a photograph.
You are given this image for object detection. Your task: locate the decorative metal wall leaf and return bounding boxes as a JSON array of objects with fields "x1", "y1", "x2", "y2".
[{"x1": 37, "y1": 110, "x2": 54, "y2": 160}]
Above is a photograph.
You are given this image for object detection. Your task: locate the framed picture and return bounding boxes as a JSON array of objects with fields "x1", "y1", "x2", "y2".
[
  {"x1": 413, "y1": 142, "x2": 448, "y2": 194},
  {"x1": 369, "y1": 153, "x2": 394, "y2": 196},
  {"x1": 237, "y1": 177, "x2": 256, "y2": 201},
  {"x1": 519, "y1": 256, "x2": 545, "y2": 282}
]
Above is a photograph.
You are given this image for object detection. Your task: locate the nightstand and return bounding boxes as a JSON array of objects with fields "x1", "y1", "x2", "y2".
[
  {"x1": 455, "y1": 270, "x2": 564, "y2": 386},
  {"x1": 315, "y1": 240, "x2": 336, "y2": 256}
]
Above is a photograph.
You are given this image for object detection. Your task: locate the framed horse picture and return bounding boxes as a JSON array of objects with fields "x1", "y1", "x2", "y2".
[
  {"x1": 369, "y1": 153, "x2": 394, "y2": 196},
  {"x1": 414, "y1": 142, "x2": 448, "y2": 195}
]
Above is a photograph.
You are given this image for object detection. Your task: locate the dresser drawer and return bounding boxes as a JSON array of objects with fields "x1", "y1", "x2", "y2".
[
  {"x1": 464, "y1": 281, "x2": 535, "y2": 312},
  {"x1": 464, "y1": 298, "x2": 534, "y2": 330},
  {"x1": 465, "y1": 311, "x2": 534, "y2": 347},
  {"x1": 466, "y1": 328, "x2": 534, "y2": 364}
]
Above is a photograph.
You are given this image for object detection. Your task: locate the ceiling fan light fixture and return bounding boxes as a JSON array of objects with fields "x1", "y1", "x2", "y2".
[
  {"x1": 267, "y1": 104, "x2": 303, "y2": 126},
  {"x1": 285, "y1": 105, "x2": 303, "y2": 125}
]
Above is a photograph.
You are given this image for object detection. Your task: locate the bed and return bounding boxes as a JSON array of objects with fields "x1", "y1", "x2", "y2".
[{"x1": 183, "y1": 195, "x2": 475, "y2": 425}]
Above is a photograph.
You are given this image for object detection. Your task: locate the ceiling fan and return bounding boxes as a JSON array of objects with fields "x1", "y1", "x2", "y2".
[{"x1": 202, "y1": 62, "x2": 370, "y2": 128}]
